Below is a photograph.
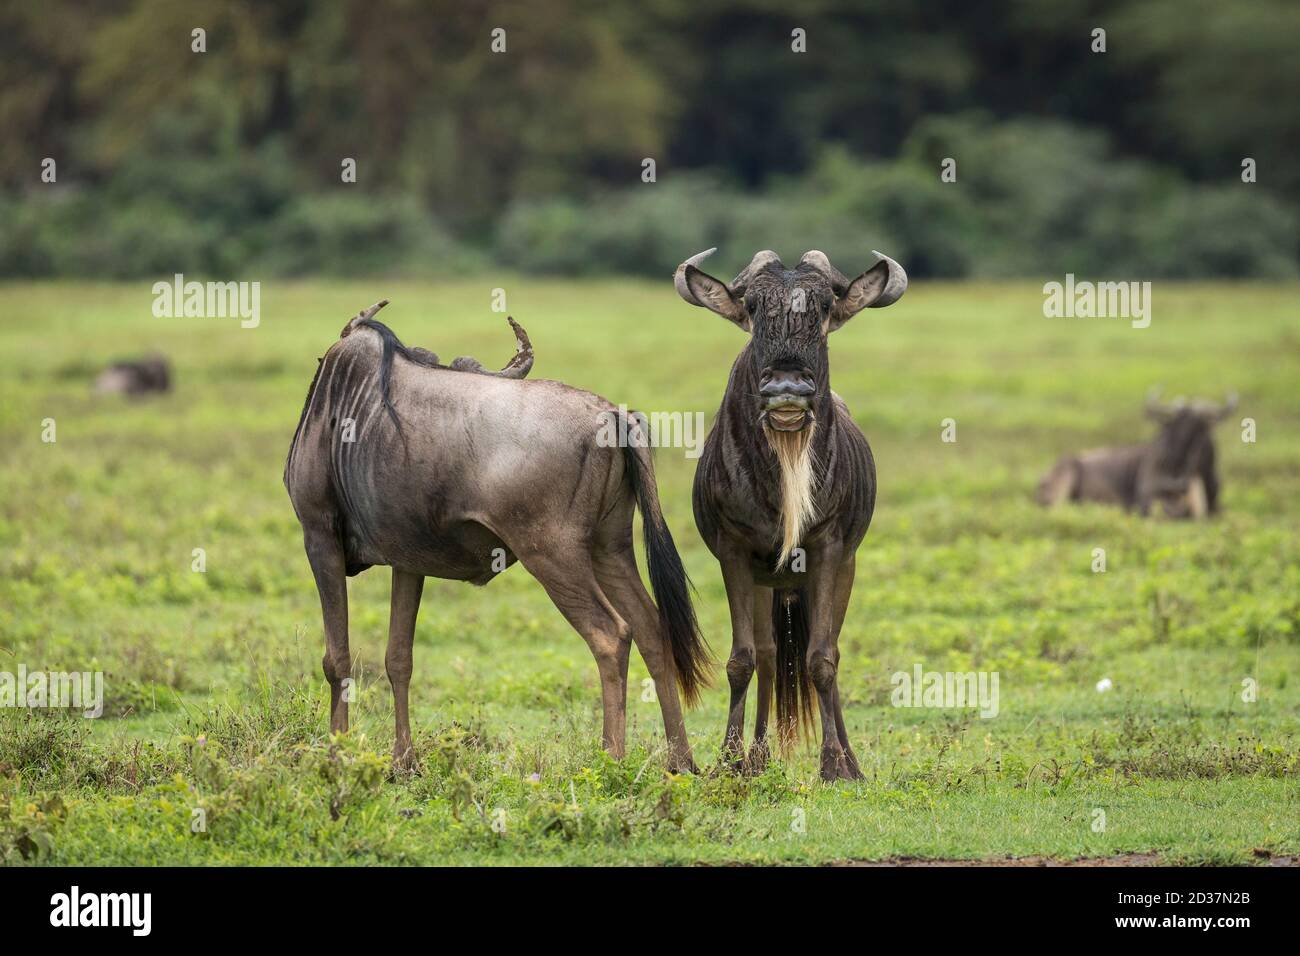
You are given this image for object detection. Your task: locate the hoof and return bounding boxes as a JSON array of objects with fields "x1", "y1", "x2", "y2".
[
  {"x1": 391, "y1": 747, "x2": 420, "y2": 777},
  {"x1": 819, "y1": 748, "x2": 862, "y2": 783},
  {"x1": 743, "y1": 739, "x2": 770, "y2": 776},
  {"x1": 718, "y1": 738, "x2": 746, "y2": 775}
]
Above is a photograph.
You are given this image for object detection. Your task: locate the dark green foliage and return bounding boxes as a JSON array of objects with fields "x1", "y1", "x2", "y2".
[{"x1": 1, "y1": 0, "x2": 1297, "y2": 278}]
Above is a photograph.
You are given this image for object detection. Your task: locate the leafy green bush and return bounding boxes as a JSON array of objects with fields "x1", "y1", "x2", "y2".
[
  {"x1": 493, "y1": 115, "x2": 1298, "y2": 279},
  {"x1": 2, "y1": 112, "x2": 1295, "y2": 279},
  {"x1": 259, "y1": 194, "x2": 480, "y2": 277},
  {"x1": 496, "y1": 175, "x2": 728, "y2": 276}
]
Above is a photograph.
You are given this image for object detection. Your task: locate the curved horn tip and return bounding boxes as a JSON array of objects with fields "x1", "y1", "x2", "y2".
[
  {"x1": 675, "y1": 248, "x2": 718, "y2": 273},
  {"x1": 867, "y1": 251, "x2": 909, "y2": 308},
  {"x1": 674, "y1": 248, "x2": 719, "y2": 306}
]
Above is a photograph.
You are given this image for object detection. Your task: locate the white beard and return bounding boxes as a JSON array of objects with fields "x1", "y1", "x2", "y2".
[{"x1": 764, "y1": 422, "x2": 819, "y2": 569}]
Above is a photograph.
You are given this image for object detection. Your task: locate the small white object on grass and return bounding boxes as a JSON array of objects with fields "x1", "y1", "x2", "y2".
[{"x1": 1096, "y1": 677, "x2": 1113, "y2": 693}]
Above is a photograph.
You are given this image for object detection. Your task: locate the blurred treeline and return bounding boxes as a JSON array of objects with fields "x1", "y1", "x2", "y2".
[{"x1": 2, "y1": 0, "x2": 1297, "y2": 279}]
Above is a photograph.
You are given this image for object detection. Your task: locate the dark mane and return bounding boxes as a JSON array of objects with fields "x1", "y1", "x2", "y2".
[{"x1": 356, "y1": 317, "x2": 442, "y2": 436}]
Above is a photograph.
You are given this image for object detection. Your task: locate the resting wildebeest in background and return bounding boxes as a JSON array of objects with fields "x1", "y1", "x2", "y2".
[
  {"x1": 284, "y1": 301, "x2": 710, "y2": 772},
  {"x1": 673, "y1": 248, "x2": 906, "y2": 781},
  {"x1": 1037, "y1": 391, "x2": 1238, "y2": 518},
  {"x1": 93, "y1": 355, "x2": 171, "y2": 396}
]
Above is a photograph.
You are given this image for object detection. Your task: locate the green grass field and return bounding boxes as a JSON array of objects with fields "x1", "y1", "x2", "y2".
[{"x1": 1, "y1": 279, "x2": 1297, "y2": 865}]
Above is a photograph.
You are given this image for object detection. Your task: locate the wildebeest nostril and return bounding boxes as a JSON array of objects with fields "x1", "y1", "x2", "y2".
[{"x1": 760, "y1": 376, "x2": 814, "y2": 397}]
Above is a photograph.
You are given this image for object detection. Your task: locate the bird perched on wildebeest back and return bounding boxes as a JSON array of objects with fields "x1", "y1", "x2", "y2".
[{"x1": 284, "y1": 300, "x2": 711, "y2": 774}]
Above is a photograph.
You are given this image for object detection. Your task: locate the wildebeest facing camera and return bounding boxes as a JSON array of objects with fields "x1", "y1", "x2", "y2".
[{"x1": 2, "y1": 0, "x2": 1296, "y2": 912}]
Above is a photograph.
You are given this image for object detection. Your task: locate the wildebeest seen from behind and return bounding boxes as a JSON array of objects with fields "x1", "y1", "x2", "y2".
[
  {"x1": 673, "y1": 248, "x2": 907, "y2": 781},
  {"x1": 284, "y1": 301, "x2": 710, "y2": 772},
  {"x1": 1037, "y1": 390, "x2": 1238, "y2": 518}
]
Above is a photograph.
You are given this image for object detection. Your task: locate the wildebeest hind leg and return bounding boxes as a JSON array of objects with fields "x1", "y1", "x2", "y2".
[
  {"x1": 520, "y1": 548, "x2": 632, "y2": 760},
  {"x1": 303, "y1": 528, "x2": 351, "y2": 735},
  {"x1": 595, "y1": 548, "x2": 697, "y2": 774},
  {"x1": 386, "y1": 569, "x2": 425, "y2": 773}
]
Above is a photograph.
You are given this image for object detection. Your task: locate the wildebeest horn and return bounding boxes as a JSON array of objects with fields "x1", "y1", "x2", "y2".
[
  {"x1": 450, "y1": 316, "x2": 534, "y2": 378},
  {"x1": 729, "y1": 250, "x2": 783, "y2": 295},
  {"x1": 674, "y1": 248, "x2": 783, "y2": 305},
  {"x1": 863, "y1": 251, "x2": 908, "y2": 308},
  {"x1": 798, "y1": 250, "x2": 852, "y2": 295},
  {"x1": 1146, "y1": 386, "x2": 1197, "y2": 421},
  {"x1": 673, "y1": 247, "x2": 764, "y2": 330},
  {"x1": 1188, "y1": 390, "x2": 1239, "y2": 420},
  {"x1": 824, "y1": 250, "x2": 908, "y2": 329},
  {"x1": 673, "y1": 248, "x2": 718, "y2": 306}
]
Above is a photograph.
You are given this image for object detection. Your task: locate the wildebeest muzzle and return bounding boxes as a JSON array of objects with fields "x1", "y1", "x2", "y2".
[{"x1": 759, "y1": 369, "x2": 815, "y2": 431}]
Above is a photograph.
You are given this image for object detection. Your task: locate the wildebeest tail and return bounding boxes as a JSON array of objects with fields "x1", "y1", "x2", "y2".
[
  {"x1": 620, "y1": 418, "x2": 712, "y2": 706},
  {"x1": 774, "y1": 588, "x2": 815, "y2": 745}
]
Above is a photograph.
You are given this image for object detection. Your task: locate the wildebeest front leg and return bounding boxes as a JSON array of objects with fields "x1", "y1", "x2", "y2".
[
  {"x1": 718, "y1": 543, "x2": 756, "y2": 769},
  {"x1": 304, "y1": 528, "x2": 351, "y2": 734},
  {"x1": 828, "y1": 556, "x2": 861, "y2": 778},
  {"x1": 386, "y1": 569, "x2": 425, "y2": 772},
  {"x1": 807, "y1": 545, "x2": 862, "y2": 782},
  {"x1": 745, "y1": 586, "x2": 775, "y2": 775}
]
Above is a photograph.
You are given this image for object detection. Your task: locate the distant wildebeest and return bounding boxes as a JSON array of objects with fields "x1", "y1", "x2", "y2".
[
  {"x1": 1037, "y1": 391, "x2": 1238, "y2": 518},
  {"x1": 93, "y1": 355, "x2": 171, "y2": 396},
  {"x1": 673, "y1": 248, "x2": 907, "y2": 781},
  {"x1": 284, "y1": 301, "x2": 710, "y2": 772}
]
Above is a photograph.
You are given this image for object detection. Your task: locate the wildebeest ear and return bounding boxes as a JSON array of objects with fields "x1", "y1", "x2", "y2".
[
  {"x1": 826, "y1": 252, "x2": 907, "y2": 332},
  {"x1": 684, "y1": 265, "x2": 751, "y2": 331}
]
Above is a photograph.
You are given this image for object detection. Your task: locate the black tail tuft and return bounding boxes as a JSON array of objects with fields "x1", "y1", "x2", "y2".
[
  {"x1": 774, "y1": 588, "x2": 815, "y2": 745},
  {"x1": 622, "y1": 436, "x2": 712, "y2": 706}
]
